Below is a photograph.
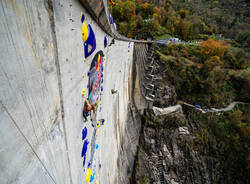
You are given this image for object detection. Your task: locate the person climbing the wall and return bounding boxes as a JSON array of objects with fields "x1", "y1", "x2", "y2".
[
  {"x1": 83, "y1": 99, "x2": 97, "y2": 121},
  {"x1": 111, "y1": 89, "x2": 118, "y2": 94}
]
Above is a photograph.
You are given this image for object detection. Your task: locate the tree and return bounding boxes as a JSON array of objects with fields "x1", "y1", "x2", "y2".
[
  {"x1": 178, "y1": 19, "x2": 192, "y2": 40},
  {"x1": 200, "y1": 39, "x2": 227, "y2": 61},
  {"x1": 179, "y1": 9, "x2": 188, "y2": 19},
  {"x1": 120, "y1": 0, "x2": 136, "y2": 22}
]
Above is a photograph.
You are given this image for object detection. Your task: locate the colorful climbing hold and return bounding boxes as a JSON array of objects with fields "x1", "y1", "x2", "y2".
[
  {"x1": 90, "y1": 173, "x2": 95, "y2": 182},
  {"x1": 81, "y1": 139, "x2": 89, "y2": 158},
  {"x1": 82, "y1": 127, "x2": 87, "y2": 140},
  {"x1": 104, "y1": 36, "x2": 107, "y2": 48},
  {"x1": 82, "y1": 155, "x2": 86, "y2": 167},
  {"x1": 80, "y1": 12, "x2": 85, "y2": 23},
  {"x1": 86, "y1": 168, "x2": 91, "y2": 184},
  {"x1": 97, "y1": 122, "x2": 100, "y2": 128},
  {"x1": 82, "y1": 22, "x2": 89, "y2": 42},
  {"x1": 81, "y1": 12, "x2": 96, "y2": 59}
]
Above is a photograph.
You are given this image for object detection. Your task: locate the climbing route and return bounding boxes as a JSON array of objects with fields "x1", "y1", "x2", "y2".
[{"x1": 80, "y1": 12, "x2": 106, "y2": 184}]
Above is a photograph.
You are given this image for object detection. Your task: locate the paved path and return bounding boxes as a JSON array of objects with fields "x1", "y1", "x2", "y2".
[
  {"x1": 204, "y1": 101, "x2": 248, "y2": 113},
  {"x1": 153, "y1": 101, "x2": 249, "y2": 116},
  {"x1": 183, "y1": 101, "x2": 248, "y2": 113}
]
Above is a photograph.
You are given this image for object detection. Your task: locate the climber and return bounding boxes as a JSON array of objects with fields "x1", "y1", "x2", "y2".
[
  {"x1": 111, "y1": 89, "x2": 118, "y2": 94},
  {"x1": 83, "y1": 99, "x2": 96, "y2": 121}
]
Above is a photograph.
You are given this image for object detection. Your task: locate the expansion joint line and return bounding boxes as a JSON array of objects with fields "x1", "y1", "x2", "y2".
[
  {"x1": 45, "y1": 0, "x2": 73, "y2": 183},
  {"x1": 0, "y1": 101, "x2": 57, "y2": 184}
]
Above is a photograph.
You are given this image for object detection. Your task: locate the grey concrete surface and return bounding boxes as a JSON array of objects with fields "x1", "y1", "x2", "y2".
[{"x1": 0, "y1": 0, "x2": 137, "y2": 184}]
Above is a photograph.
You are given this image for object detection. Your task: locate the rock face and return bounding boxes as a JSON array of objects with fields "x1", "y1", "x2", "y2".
[
  {"x1": 133, "y1": 109, "x2": 219, "y2": 184},
  {"x1": 152, "y1": 52, "x2": 177, "y2": 108},
  {"x1": 132, "y1": 48, "x2": 220, "y2": 184}
]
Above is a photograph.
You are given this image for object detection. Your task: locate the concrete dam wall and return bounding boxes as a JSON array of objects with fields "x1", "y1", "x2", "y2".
[{"x1": 0, "y1": 0, "x2": 144, "y2": 183}]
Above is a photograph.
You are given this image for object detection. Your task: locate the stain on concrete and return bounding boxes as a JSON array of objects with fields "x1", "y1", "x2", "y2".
[
  {"x1": 23, "y1": 32, "x2": 41, "y2": 67},
  {"x1": 7, "y1": 0, "x2": 24, "y2": 17}
]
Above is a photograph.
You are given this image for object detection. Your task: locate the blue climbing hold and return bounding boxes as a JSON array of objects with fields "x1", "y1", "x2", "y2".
[
  {"x1": 96, "y1": 144, "x2": 99, "y2": 149},
  {"x1": 90, "y1": 173, "x2": 95, "y2": 182},
  {"x1": 82, "y1": 155, "x2": 86, "y2": 167},
  {"x1": 81, "y1": 13, "x2": 85, "y2": 23},
  {"x1": 84, "y1": 25, "x2": 96, "y2": 58},
  {"x1": 104, "y1": 36, "x2": 108, "y2": 48},
  {"x1": 81, "y1": 139, "x2": 89, "y2": 157},
  {"x1": 101, "y1": 86, "x2": 103, "y2": 91},
  {"x1": 88, "y1": 71, "x2": 90, "y2": 76},
  {"x1": 82, "y1": 127, "x2": 87, "y2": 140}
]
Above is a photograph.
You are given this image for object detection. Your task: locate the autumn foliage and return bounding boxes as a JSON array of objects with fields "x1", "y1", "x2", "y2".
[{"x1": 200, "y1": 39, "x2": 227, "y2": 60}]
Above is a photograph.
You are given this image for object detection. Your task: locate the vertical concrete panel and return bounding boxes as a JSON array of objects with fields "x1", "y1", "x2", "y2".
[
  {"x1": 0, "y1": 0, "x2": 140, "y2": 183},
  {"x1": 0, "y1": 0, "x2": 70, "y2": 183}
]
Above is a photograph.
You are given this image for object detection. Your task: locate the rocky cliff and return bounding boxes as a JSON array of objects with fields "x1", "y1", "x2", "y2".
[{"x1": 132, "y1": 46, "x2": 250, "y2": 184}]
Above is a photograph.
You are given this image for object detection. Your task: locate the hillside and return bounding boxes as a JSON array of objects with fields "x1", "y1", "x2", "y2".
[{"x1": 109, "y1": 0, "x2": 250, "y2": 50}]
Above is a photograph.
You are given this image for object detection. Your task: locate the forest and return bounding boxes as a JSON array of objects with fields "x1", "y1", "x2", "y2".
[{"x1": 109, "y1": 0, "x2": 250, "y2": 50}]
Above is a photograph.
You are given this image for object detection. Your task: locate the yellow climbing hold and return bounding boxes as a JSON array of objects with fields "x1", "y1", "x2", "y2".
[
  {"x1": 83, "y1": 74, "x2": 85, "y2": 78},
  {"x1": 82, "y1": 89, "x2": 85, "y2": 95},
  {"x1": 96, "y1": 129, "x2": 99, "y2": 135},
  {"x1": 86, "y1": 168, "x2": 91, "y2": 183},
  {"x1": 97, "y1": 122, "x2": 100, "y2": 128},
  {"x1": 82, "y1": 22, "x2": 88, "y2": 42}
]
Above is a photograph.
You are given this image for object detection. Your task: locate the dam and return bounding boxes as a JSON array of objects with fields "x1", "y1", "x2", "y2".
[{"x1": 0, "y1": 0, "x2": 152, "y2": 183}]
